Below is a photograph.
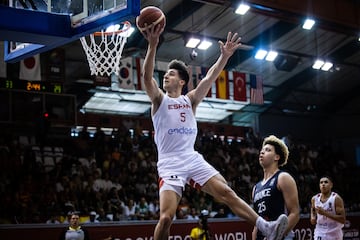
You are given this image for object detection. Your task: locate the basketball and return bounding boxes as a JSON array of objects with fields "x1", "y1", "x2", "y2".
[{"x1": 136, "y1": 6, "x2": 166, "y2": 32}]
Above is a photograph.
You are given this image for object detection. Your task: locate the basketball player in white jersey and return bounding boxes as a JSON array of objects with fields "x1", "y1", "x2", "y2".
[
  {"x1": 139, "y1": 22, "x2": 288, "y2": 240},
  {"x1": 310, "y1": 176, "x2": 346, "y2": 240}
]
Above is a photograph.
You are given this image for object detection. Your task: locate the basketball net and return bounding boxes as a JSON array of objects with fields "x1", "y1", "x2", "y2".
[{"x1": 80, "y1": 21, "x2": 131, "y2": 77}]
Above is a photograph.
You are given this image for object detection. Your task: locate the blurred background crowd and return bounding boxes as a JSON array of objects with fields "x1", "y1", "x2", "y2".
[{"x1": 0, "y1": 123, "x2": 359, "y2": 224}]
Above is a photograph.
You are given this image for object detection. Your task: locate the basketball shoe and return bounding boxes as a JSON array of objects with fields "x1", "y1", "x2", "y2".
[{"x1": 258, "y1": 214, "x2": 288, "y2": 240}]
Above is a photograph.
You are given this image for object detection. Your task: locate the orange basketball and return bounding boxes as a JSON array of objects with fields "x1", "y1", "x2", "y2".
[{"x1": 136, "y1": 6, "x2": 166, "y2": 32}]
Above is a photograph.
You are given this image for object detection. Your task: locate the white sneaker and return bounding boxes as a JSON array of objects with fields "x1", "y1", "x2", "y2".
[{"x1": 263, "y1": 214, "x2": 288, "y2": 240}]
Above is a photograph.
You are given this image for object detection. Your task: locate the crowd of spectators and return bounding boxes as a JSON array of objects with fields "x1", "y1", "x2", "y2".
[{"x1": 0, "y1": 124, "x2": 359, "y2": 224}]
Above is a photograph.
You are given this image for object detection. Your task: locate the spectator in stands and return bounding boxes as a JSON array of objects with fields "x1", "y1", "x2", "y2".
[
  {"x1": 213, "y1": 207, "x2": 226, "y2": 218},
  {"x1": 139, "y1": 22, "x2": 288, "y2": 240},
  {"x1": 45, "y1": 213, "x2": 61, "y2": 224},
  {"x1": 124, "y1": 199, "x2": 136, "y2": 220},
  {"x1": 96, "y1": 207, "x2": 111, "y2": 222},
  {"x1": 135, "y1": 196, "x2": 151, "y2": 220},
  {"x1": 85, "y1": 211, "x2": 99, "y2": 223},
  {"x1": 252, "y1": 135, "x2": 300, "y2": 240},
  {"x1": 59, "y1": 211, "x2": 90, "y2": 240},
  {"x1": 310, "y1": 176, "x2": 346, "y2": 240}
]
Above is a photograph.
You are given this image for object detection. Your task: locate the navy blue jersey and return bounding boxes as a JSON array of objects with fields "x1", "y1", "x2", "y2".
[{"x1": 253, "y1": 171, "x2": 286, "y2": 239}]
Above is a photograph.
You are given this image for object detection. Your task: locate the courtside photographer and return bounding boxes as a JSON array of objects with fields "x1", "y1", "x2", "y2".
[{"x1": 190, "y1": 210, "x2": 211, "y2": 240}]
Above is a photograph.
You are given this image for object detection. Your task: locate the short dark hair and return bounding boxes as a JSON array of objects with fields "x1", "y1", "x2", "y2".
[{"x1": 168, "y1": 59, "x2": 189, "y2": 85}]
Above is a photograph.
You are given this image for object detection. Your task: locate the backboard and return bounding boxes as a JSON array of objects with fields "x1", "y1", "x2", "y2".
[{"x1": 1, "y1": 0, "x2": 140, "y2": 63}]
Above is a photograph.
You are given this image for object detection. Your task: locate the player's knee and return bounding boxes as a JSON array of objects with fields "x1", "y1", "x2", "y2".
[{"x1": 158, "y1": 214, "x2": 173, "y2": 229}]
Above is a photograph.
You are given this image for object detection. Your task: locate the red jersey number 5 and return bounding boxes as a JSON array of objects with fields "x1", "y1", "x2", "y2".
[{"x1": 180, "y1": 112, "x2": 186, "y2": 122}]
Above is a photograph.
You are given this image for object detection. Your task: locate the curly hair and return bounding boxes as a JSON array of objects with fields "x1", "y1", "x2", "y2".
[{"x1": 263, "y1": 135, "x2": 289, "y2": 167}]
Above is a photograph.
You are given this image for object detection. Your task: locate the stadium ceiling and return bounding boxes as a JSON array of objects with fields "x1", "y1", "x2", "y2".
[{"x1": 4, "y1": 0, "x2": 359, "y2": 127}]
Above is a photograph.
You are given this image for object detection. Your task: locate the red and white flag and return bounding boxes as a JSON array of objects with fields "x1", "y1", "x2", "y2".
[
  {"x1": 19, "y1": 54, "x2": 41, "y2": 80},
  {"x1": 135, "y1": 57, "x2": 144, "y2": 90},
  {"x1": 233, "y1": 71, "x2": 247, "y2": 102},
  {"x1": 250, "y1": 74, "x2": 264, "y2": 104},
  {"x1": 118, "y1": 57, "x2": 134, "y2": 89}
]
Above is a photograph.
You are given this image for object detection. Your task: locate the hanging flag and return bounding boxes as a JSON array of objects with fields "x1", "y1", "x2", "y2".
[
  {"x1": 135, "y1": 57, "x2": 144, "y2": 90},
  {"x1": 19, "y1": 54, "x2": 41, "y2": 81},
  {"x1": 0, "y1": 42, "x2": 6, "y2": 78},
  {"x1": 195, "y1": 66, "x2": 211, "y2": 97},
  {"x1": 46, "y1": 48, "x2": 65, "y2": 82},
  {"x1": 118, "y1": 57, "x2": 134, "y2": 89},
  {"x1": 216, "y1": 70, "x2": 229, "y2": 99},
  {"x1": 250, "y1": 74, "x2": 264, "y2": 104},
  {"x1": 233, "y1": 71, "x2": 247, "y2": 101}
]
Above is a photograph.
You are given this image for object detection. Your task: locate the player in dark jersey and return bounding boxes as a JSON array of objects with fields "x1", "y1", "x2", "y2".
[{"x1": 252, "y1": 135, "x2": 300, "y2": 240}]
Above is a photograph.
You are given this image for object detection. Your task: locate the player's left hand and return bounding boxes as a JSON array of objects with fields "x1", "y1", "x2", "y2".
[{"x1": 218, "y1": 32, "x2": 242, "y2": 56}]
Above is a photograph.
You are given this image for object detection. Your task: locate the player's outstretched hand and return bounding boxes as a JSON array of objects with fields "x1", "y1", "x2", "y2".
[{"x1": 218, "y1": 32, "x2": 242, "y2": 57}]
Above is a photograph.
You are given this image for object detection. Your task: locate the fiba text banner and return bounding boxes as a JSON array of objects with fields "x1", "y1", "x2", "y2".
[{"x1": 0, "y1": 216, "x2": 359, "y2": 240}]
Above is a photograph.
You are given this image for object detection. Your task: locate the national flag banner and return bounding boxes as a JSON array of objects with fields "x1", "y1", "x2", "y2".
[
  {"x1": 46, "y1": 48, "x2": 65, "y2": 81},
  {"x1": 233, "y1": 71, "x2": 247, "y2": 102},
  {"x1": 250, "y1": 74, "x2": 264, "y2": 104},
  {"x1": 19, "y1": 54, "x2": 41, "y2": 81},
  {"x1": 216, "y1": 70, "x2": 229, "y2": 99},
  {"x1": 195, "y1": 66, "x2": 211, "y2": 97},
  {"x1": 118, "y1": 57, "x2": 134, "y2": 89},
  {"x1": 135, "y1": 57, "x2": 144, "y2": 90},
  {"x1": 0, "y1": 42, "x2": 6, "y2": 78}
]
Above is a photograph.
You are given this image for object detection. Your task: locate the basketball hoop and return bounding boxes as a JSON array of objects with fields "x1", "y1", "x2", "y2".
[{"x1": 80, "y1": 21, "x2": 131, "y2": 77}]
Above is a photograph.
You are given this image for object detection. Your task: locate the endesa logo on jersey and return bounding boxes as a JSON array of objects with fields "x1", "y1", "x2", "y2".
[{"x1": 168, "y1": 127, "x2": 197, "y2": 135}]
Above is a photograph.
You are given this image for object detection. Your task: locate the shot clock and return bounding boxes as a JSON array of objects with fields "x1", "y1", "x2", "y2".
[{"x1": 1, "y1": 79, "x2": 63, "y2": 94}]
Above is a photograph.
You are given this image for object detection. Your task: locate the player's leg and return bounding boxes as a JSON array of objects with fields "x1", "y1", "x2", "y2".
[
  {"x1": 202, "y1": 174, "x2": 288, "y2": 240},
  {"x1": 202, "y1": 174, "x2": 259, "y2": 224},
  {"x1": 154, "y1": 186, "x2": 181, "y2": 240}
]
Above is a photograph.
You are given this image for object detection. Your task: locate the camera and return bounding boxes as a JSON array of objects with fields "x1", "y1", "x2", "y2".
[
  {"x1": 199, "y1": 209, "x2": 209, "y2": 230},
  {"x1": 190, "y1": 49, "x2": 198, "y2": 60}
]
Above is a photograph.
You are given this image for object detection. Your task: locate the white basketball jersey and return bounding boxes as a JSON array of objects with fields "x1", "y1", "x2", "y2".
[
  {"x1": 152, "y1": 94, "x2": 197, "y2": 157},
  {"x1": 314, "y1": 192, "x2": 344, "y2": 239}
]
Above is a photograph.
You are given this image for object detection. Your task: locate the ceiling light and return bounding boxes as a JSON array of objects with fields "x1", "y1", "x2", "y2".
[
  {"x1": 265, "y1": 51, "x2": 278, "y2": 61},
  {"x1": 235, "y1": 3, "x2": 250, "y2": 15},
  {"x1": 312, "y1": 59, "x2": 333, "y2": 71},
  {"x1": 106, "y1": 24, "x2": 135, "y2": 37},
  {"x1": 312, "y1": 59, "x2": 324, "y2": 69},
  {"x1": 197, "y1": 40, "x2": 212, "y2": 50},
  {"x1": 185, "y1": 37, "x2": 201, "y2": 48},
  {"x1": 106, "y1": 24, "x2": 120, "y2": 32},
  {"x1": 254, "y1": 50, "x2": 278, "y2": 61},
  {"x1": 302, "y1": 18, "x2": 315, "y2": 30},
  {"x1": 254, "y1": 49, "x2": 268, "y2": 60},
  {"x1": 321, "y1": 62, "x2": 333, "y2": 71}
]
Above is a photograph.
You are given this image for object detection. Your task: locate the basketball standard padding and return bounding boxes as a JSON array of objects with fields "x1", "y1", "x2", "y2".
[{"x1": 136, "y1": 6, "x2": 166, "y2": 32}]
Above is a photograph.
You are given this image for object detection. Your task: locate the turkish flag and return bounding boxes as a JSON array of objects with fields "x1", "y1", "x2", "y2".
[{"x1": 233, "y1": 71, "x2": 247, "y2": 101}]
